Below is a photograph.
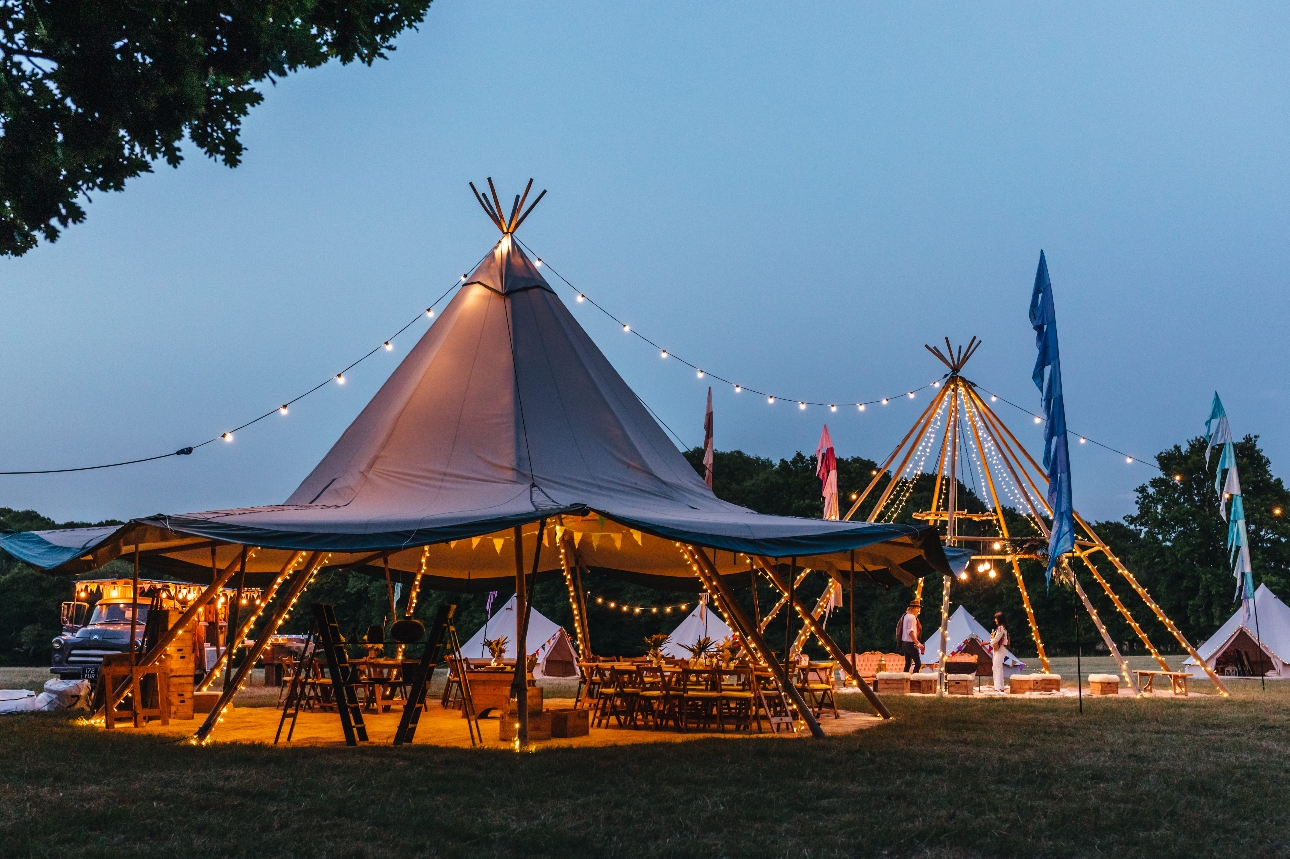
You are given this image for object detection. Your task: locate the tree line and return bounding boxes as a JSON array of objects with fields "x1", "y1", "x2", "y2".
[{"x1": 1, "y1": 434, "x2": 1286, "y2": 664}]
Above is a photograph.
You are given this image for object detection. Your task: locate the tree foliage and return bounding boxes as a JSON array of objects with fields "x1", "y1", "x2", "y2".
[{"x1": 0, "y1": 0, "x2": 432, "y2": 256}]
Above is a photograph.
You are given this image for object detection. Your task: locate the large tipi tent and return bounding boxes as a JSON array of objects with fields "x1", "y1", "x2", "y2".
[
  {"x1": 661, "y1": 601, "x2": 734, "y2": 660},
  {"x1": 921, "y1": 605, "x2": 1025, "y2": 678},
  {"x1": 459, "y1": 595, "x2": 579, "y2": 678},
  {"x1": 1, "y1": 181, "x2": 950, "y2": 739},
  {"x1": 1185, "y1": 584, "x2": 1290, "y2": 679}
]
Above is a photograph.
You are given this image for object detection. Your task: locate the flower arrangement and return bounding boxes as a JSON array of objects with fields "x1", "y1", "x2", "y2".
[
  {"x1": 483, "y1": 635, "x2": 509, "y2": 667},
  {"x1": 680, "y1": 635, "x2": 717, "y2": 666},
  {"x1": 644, "y1": 633, "x2": 670, "y2": 663}
]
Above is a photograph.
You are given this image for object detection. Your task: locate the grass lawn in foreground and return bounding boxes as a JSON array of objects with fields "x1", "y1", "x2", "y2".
[{"x1": 1, "y1": 667, "x2": 1287, "y2": 858}]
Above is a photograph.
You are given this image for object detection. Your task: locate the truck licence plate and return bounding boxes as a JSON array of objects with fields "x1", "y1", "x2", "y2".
[{"x1": 82, "y1": 665, "x2": 99, "y2": 682}]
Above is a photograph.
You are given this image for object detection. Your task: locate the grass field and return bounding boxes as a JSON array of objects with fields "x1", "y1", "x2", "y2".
[{"x1": 1, "y1": 666, "x2": 1286, "y2": 858}]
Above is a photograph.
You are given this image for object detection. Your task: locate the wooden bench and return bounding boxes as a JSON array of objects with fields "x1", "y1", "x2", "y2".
[{"x1": 1134, "y1": 670, "x2": 1189, "y2": 696}]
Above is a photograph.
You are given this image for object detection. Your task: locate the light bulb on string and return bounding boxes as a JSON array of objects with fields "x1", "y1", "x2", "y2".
[
  {"x1": 908, "y1": 392, "x2": 915, "y2": 399},
  {"x1": 882, "y1": 399, "x2": 888, "y2": 405},
  {"x1": 830, "y1": 405, "x2": 837, "y2": 412},
  {"x1": 577, "y1": 294, "x2": 585, "y2": 302},
  {"x1": 1079, "y1": 437, "x2": 1086, "y2": 444},
  {"x1": 1126, "y1": 457, "x2": 1133, "y2": 464},
  {"x1": 622, "y1": 324, "x2": 630, "y2": 332},
  {"x1": 768, "y1": 396, "x2": 775, "y2": 404},
  {"x1": 661, "y1": 350, "x2": 668, "y2": 359},
  {"x1": 798, "y1": 402, "x2": 806, "y2": 410},
  {"x1": 991, "y1": 395, "x2": 998, "y2": 402},
  {"x1": 384, "y1": 341, "x2": 393, "y2": 351},
  {"x1": 222, "y1": 432, "x2": 233, "y2": 442},
  {"x1": 535, "y1": 258, "x2": 542, "y2": 267},
  {"x1": 1034, "y1": 416, "x2": 1041, "y2": 424},
  {"x1": 858, "y1": 404, "x2": 865, "y2": 411},
  {"x1": 425, "y1": 308, "x2": 434, "y2": 318},
  {"x1": 734, "y1": 385, "x2": 741, "y2": 393},
  {"x1": 697, "y1": 370, "x2": 704, "y2": 378},
  {"x1": 336, "y1": 374, "x2": 345, "y2": 384},
  {"x1": 279, "y1": 405, "x2": 288, "y2": 415}
]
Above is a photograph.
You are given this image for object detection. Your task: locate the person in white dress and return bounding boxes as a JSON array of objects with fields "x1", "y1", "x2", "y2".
[{"x1": 990, "y1": 612, "x2": 1009, "y2": 691}]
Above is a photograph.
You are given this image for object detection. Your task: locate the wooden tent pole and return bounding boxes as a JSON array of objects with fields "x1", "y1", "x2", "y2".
[
  {"x1": 753, "y1": 554, "x2": 892, "y2": 720},
  {"x1": 223, "y1": 548, "x2": 248, "y2": 688},
  {"x1": 1075, "y1": 548, "x2": 1170, "y2": 671},
  {"x1": 861, "y1": 385, "x2": 952, "y2": 523},
  {"x1": 130, "y1": 545, "x2": 140, "y2": 666},
  {"x1": 843, "y1": 384, "x2": 950, "y2": 521},
  {"x1": 1069, "y1": 566, "x2": 1140, "y2": 694},
  {"x1": 558, "y1": 530, "x2": 590, "y2": 659},
  {"x1": 684, "y1": 546, "x2": 826, "y2": 737},
  {"x1": 757, "y1": 568, "x2": 811, "y2": 633},
  {"x1": 198, "y1": 551, "x2": 297, "y2": 693},
  {"x1": 382, "y1": 555, "x2": 396, "y2": 625},
  {"x1": 195, "y1": 552, "x2": 324, "y2": 742},
  {"x1": 1071, "y1": 512, "x2": 1230, "y2": 697},
  {"x1": 960, "y1": 388, "x2": 1051, "y2": 673},
  {"x1": 512, "y1": 526, "x2": 529, "y2": 747},
  {"x1": 961, "y1": 387, "x2": 1053, "y2": 672}
]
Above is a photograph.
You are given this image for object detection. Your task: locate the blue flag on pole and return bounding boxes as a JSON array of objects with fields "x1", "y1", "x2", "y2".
[{"x1": 1029, "y1": 251, "x2": 1074, "y2": 586}]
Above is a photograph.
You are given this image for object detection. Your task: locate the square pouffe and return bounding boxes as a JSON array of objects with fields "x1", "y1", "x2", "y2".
[
  {"x1": 946, "y1": 675, "x2": 975, "y2": 696},
  {"x1": 1089, "y1": 674, "x2": 1120, "y2": 696},
  {"x1": 549, "y1": 708, "x2": 589, "y2": 738},
  {"x1": 875, "y1": 672, "x2": 910, "y2": 694},
  {"x1": 1009, "y1": 675, "x2": 1036, "y2": 694},
  {"x1": 908, "y1": 674, "x2": 937, "y2": 694},
  {"x1": 1033, "y1": 674, "x2": 1061, "y2": 693}
]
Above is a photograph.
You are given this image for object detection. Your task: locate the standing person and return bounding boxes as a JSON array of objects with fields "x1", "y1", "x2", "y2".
[
  {"x1": 895, "y1": 600, "x2": 924, "y2": 673},
  {"x1": 990, "y1": 612, "x2": 1009, "y2": 691}
]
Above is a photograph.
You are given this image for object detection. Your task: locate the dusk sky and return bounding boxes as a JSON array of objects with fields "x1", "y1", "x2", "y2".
[{"x1": 2, "y1": 4, "x2": 1287, "y2": 524}]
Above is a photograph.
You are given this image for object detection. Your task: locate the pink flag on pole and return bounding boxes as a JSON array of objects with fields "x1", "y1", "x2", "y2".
[
  {"x1": 816, "y1": 424, "x2": 839, "y2": 520},
  {"x1": 702, "y1": 387, "x2": 714, "y2": 488}
]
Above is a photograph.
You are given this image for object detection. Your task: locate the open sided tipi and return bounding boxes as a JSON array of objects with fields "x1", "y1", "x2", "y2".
[
  {"x1": 1, "y1": 179, "x2": 950, "y2": 742},
  {"x1": 841, "y1": 338, "x2": 1229, "y2": 698},
  {"x1": 1185, "y1": 584, "x2": 1290, "y2": 679}
]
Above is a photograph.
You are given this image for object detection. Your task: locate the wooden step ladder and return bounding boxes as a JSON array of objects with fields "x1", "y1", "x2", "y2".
[
  {"x1": 393, "y1": 604, "x2": 465, "y2": 746},
  {"x1": 314, "y1": 603, "x2": 368, "y2": 745}
]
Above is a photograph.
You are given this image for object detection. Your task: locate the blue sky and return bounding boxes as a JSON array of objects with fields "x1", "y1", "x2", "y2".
[{"x1": 2, "y1": 3, "x2": 1287, "y2": 523}]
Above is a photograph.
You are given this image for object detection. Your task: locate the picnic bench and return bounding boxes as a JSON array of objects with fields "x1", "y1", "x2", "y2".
[{"x1": 1133, "y1": 669, "x2": 1189, "y2": 696}]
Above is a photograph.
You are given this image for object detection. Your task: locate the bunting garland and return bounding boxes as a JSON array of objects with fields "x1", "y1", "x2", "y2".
[{"x1": 1206, "y1": 393, "x2": 1255, "y2": 609}]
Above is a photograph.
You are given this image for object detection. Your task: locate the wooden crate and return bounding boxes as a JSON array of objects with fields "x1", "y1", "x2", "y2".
[
  {"x1": 1008, "y1": 675, "x2": 1035, "y2": 694},
  {"x1": 550, "y1": 708, "x2": 589, "y2": 738},
  {"x1": 946, "y1": 675, "x2": 975, "y2": 696},
  {"x1": 193, "y1": 691, "x2": 224, "y2": 713},
  {"x1": 1033, "y1": 674, "x2": 1061, "y2": 692},
  {"x1": 1089, "y1": 674, "x2": 1120, "y2": 696},
  {"x1": 499, "y1": 710, "x2": 552, "y2": 742},
  {"x1": 169, "y1": 676, "x2": 195, "y2": 720},
  {"x1": 908, "y1": 674, "x2": 937, "y2": 694},
  {"x1": 874, "y1": 673, "x2": 909, "y2": 694}
]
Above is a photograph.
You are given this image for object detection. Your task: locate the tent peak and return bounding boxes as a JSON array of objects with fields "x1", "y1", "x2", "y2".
[
  {"x1": 470, "y1": 178, "x2": 547, "y2": 235},
  {"x1": 924, "y1": 336, "x2": 981, "y2": 374}
]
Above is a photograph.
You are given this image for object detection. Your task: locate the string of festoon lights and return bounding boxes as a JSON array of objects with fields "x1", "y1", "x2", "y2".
[
  {"x1": 585, "y1": 592, "x2": 693, "y2": 616},
  {"x1": 3, "y1": 241, "x2": 1162, "y2": 476}
]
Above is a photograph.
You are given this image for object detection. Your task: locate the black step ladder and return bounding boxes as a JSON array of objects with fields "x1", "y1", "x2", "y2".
[
  {"x1": 314, "y1": 603, "x2": 368, "y2": 745},
  {"x1": 393, "y1": 604, "x2": 457, "y2": 746},
  {"x1": 274, "y1": 625, "x2": 318, "y2": 744}
]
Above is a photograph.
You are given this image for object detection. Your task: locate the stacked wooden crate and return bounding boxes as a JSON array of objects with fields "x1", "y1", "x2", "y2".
[{"x1": 163, "y1": 620, "x2": 196, "y2": 720}]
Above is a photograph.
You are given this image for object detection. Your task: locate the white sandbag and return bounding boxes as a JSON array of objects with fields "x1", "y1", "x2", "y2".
[
  {"x1": 30, "y1": 692, "x2": 61, "y2": 712},
  {"x1": 0, "y1": 690, "x2": 37, "y2": 714},
  {"x1": 43, "y1": 678, "x2": 92, "y2": 710}
]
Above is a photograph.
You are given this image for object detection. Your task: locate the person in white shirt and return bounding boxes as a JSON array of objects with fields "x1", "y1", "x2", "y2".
[
  {"x1": 896, "y1": 601, "x2": 924, "y2": 673},
  {"x1": 990, "y1": 612, "x2": 1009, "y2": 691}
]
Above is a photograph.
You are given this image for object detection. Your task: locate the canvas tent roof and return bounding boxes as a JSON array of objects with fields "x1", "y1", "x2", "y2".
[
  {"x1": 1185, "y1": 584, "x2": 1290, "y2": 677},
  {"x1": 661, "y1": 602, "x2": 735, "y2": 659},
  {"x1": 459, "y1": 595, "x2": 571, "y2": 675},
  {"x1": 1, "y1": 229, "x2": 948, "y2": 589},
  {"x1": 922, "y1": 605, "x2": 1025, "y2": 668}
]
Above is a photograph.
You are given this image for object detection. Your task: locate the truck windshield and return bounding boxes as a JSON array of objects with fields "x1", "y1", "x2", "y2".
[{"x1": 88, "y1": 604, "x2": 148, "y2": 625}]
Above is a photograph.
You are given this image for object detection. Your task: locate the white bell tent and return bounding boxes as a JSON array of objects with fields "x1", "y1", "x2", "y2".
[
  {"x1": 1185, "y1": 584, "x2": 1290, "y2": 679},
  {"x1": 921, "y1": 605, "x2": 1026, "y2": 677},
  {"x1": 661, "y1": 600, "x2": 733, "y2": 660},
  {"x1": 460, "y1": 595, "x2": 578, "y2": 678}
]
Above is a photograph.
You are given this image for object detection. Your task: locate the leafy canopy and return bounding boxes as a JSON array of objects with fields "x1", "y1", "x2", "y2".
[{"x1": 0, "y1": 0, "x2": 432, "y2": 256}]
